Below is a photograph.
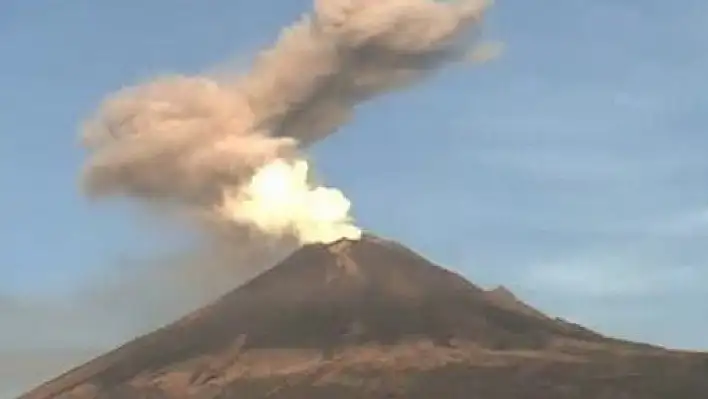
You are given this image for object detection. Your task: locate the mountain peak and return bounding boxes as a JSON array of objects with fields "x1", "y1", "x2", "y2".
[{"x1": 25, "y1": 235, "x2": 704, "y2": 399}]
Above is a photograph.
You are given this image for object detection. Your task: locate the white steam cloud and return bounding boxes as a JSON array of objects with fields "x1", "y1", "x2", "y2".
[
  {"x1": 220, "y1": 159, "x2": 361, "y2": 244},
  {"x1": 80, "y1": 0, "x2": 496, "y2": 246}
]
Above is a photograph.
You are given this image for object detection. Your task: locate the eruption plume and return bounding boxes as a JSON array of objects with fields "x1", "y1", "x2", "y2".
[
  {"x1": 220, "y1": 159, "x2": 360, "y2": 244},
  {"x1": 80, "y1": 0, "x2": 496, "y2": 245}
]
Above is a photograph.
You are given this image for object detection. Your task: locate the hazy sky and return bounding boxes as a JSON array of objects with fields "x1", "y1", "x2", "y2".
[{"x1": 2, "y1": 0, "x2": 708, "y2": 397}]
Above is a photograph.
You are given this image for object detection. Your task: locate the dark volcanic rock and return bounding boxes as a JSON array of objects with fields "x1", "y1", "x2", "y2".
[
  {"x1": 484, "y1": 285, "x2": 549, "y2": 320},
  {"x1": 21, "y1": 234, "x2": 708, "y2": 398}
]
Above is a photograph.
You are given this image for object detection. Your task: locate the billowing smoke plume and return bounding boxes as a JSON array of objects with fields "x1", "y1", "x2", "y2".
[
  {"x1": 220, "y1": 159, "x2": 360, "y2": 244},
  {"x1": 80, "y1": 0, "x2": 496, "y2": 245}
]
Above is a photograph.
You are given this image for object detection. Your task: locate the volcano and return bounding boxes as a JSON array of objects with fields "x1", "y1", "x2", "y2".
[{"x1": 21, "y1": 235, "x2": 708, "y2": 398}]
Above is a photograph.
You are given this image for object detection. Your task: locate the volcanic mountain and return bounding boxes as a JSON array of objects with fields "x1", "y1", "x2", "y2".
[{"x1": 21, "y1": 235, "x2": 708, "y2": 398}]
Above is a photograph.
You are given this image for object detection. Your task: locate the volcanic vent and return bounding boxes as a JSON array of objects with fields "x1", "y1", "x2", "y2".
[{"x1": 21, "y1": 235, "x2": 708, "y2": 399}]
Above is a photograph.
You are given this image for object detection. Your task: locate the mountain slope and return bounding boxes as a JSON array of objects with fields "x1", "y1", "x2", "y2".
[{"x1": 21, "y1": 234, "x2": 708, "y2": 399}]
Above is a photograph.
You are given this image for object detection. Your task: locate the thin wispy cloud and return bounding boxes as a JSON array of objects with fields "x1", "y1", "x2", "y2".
[
  {"x1": 656, "y1": 208, "x2": 708, "y2": 236},
  {"x1": 519, "y1": 253, "x2": 702, "y2": 298}
]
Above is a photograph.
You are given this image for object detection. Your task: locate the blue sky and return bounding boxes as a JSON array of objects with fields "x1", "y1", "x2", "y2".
[{"x1": 2, "y1": 0, "x2": 708, "y2": 396}]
